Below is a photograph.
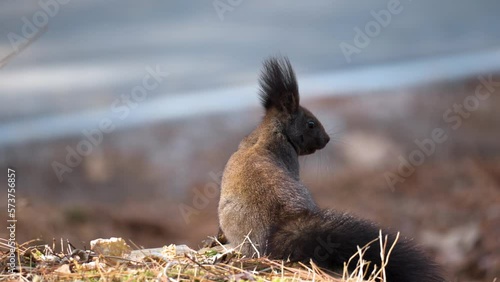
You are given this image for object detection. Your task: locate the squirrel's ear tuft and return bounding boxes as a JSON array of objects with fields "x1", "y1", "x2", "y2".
[{"x1": 259, "y1": 56, "x2": 299, "y2": 113}]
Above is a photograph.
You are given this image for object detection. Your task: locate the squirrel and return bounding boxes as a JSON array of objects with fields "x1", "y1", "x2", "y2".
[{"x1": 215, "y1": 56, "x2": 444, "y2": 282}]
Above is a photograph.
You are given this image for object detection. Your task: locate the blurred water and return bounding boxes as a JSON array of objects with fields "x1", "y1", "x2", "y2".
[
  {"x1": 1, "y1": 1, "x2": 500, "y2": 144},
  {"x1": 2, "y1": 48, "x2": 500, "y2": 146}
]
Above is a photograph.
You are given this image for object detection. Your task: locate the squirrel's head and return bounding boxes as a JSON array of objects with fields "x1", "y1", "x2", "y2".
[{"x1": 259, "y1": 57, "x2": 330, "y2": 155}]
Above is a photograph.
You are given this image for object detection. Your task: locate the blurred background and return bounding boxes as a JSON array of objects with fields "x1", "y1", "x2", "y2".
[{"x1": 0, "y1": 1, "x2": 499, "y2": 281}]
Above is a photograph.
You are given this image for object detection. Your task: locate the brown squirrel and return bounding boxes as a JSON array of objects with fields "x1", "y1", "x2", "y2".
[{"x1": 215, "y1": 57, "x2": 443, "y2": 282}]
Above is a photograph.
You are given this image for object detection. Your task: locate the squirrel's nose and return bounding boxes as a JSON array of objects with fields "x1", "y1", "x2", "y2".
[{"x1": 324, "y1": 135, "x2": 330, "y2": 145}]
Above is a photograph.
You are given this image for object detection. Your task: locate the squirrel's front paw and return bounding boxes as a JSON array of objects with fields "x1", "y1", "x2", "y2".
[{"x1": 202, "y1": 227, "x2": 228, "y2": 248}]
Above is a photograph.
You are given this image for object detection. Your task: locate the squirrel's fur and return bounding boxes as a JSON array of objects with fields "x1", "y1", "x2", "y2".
[{"x1": 217, "y1": 57, "x2": 443, "y2": 282}]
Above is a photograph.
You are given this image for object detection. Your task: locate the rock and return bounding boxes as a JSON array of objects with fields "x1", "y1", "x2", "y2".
[
  {"x1": 54, "y1": 264, "x2": 71, "y2": 274},
  {"x1": 90, "y1": 237, "x2": 132, "y2": 257},
  {"x1": 129, "y1": 244, "x2": 197, "y2": 262},
  {"x1": 79, "y1": 261, "x2": 107, "y2": 271}
]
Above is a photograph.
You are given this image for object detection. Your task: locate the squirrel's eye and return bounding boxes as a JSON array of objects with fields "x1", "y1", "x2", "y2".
[{"x1": 307, "y1": 121, "x2": 315, "y2": 129}]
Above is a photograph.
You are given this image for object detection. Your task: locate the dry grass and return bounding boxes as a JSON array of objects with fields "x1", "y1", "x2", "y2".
[{"x1": 0, "y1": 232, "x2": 398, "y2": 282}]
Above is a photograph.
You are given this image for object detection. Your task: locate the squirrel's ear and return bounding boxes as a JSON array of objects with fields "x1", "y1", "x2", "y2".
[{"x1": 259, "y1": 56, "x2": 300, "y2": 114}]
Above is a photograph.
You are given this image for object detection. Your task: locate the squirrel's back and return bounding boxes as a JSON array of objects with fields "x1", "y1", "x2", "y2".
[{"x1": 217, "y1": 56, "x2": 444, "y2": 281}]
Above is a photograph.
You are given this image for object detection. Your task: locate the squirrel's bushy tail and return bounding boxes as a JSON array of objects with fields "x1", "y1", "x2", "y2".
[{"x1": 268, "y1": 210, "x2": 443, "y2": 282}]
